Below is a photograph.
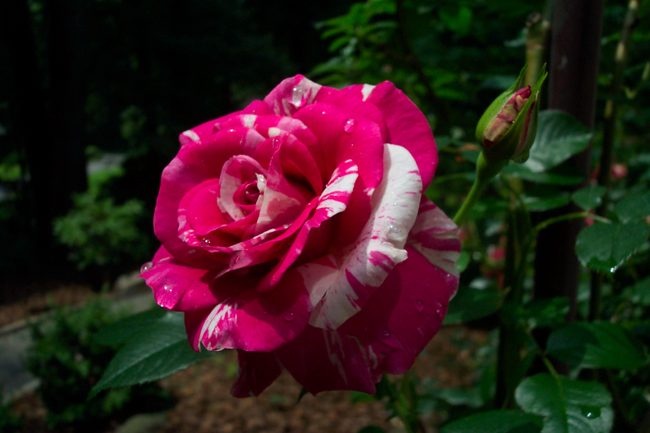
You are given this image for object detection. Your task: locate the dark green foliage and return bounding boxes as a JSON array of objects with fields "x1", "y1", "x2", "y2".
[
  {"x1": 0, "y1": 394, "x2": 21, "y2": 433},
  {"x1": 53, "y1": 166, "x2": 151, "y2": 288},
  {"x1": 90, "y1": 308, "x2": 211, "y2": 397},
  {"x1": 26, "y1": 301, "x2": 173, "y2": 432}
]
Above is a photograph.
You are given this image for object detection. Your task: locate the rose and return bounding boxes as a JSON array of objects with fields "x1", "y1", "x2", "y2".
[{"x1": 142, "y1": 75, "x2": 460, "y2": 396}]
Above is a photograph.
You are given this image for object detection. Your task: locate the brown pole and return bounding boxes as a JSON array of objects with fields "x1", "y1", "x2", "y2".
[{"x1": 533, "y1": 0, "x2": 604, "y2": 319}]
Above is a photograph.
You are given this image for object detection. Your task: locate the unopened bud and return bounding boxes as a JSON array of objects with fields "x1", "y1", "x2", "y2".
[{"x1": 476, "y1": 66, "x2": 547, "y2": 163}]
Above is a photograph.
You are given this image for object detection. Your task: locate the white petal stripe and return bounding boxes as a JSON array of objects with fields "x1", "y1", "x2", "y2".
[{"x1": 305, "y1": 143, "x2": 423, "y2": 329}]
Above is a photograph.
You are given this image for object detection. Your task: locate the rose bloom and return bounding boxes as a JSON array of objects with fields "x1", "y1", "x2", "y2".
[{"x1": 142, "y1": 75, "x2": 460, "y2": 396}]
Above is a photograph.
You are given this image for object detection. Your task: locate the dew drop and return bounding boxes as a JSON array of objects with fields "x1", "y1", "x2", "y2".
[
  {"x1": 284, "y1": 312, "x2": 295, "y2": 322},
  {"x1": 291, "y1": 86, "x2": 304, "y2": 107},
  {"x1": 163, "y1": 284, "x2": 173, "y2": 293},
  {"x1": 140, "y1": 261, "x2": 153, "y2": 274},
  {"x1": 201, "y1": 237, "x2": 212, "y2": 246},
  {"x1": 383, "y1": 331, "x2": 391, "y2": 338},
  {"x1": 343, "y1": 118, "x2": 355, "y2": 133},
  {"x1": 581, "y1": 406, "x2": 601, "y2": 419},
  {"x1": 415, "y1": 300, "x2": 425, "y2": 312},
  {"x1": 433, "y1": 302, "x2": 444, "y2": 317}
]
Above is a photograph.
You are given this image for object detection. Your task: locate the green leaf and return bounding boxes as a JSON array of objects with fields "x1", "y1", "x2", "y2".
[
  {"x1": 524, "y1": 110, "x2": 592, "y2": 173},
  {"x1": 624, "y1": 277, "x2": 650, "y2": 305},
  {"x1": 515, "y1": 374, "x2": 613, "y2": 433},
  {"x1": 575, "y1": 222, "x2": 649, "y2": 272},
  {"x1": 525, "y1": 298, "x2": 570, "y2": 329},
  {"x1": 547, "y1": 322, "x2": 647, "y2": 370},
  {"x1": 523, "y1": 194, "x2": 571, "y2": 212},
  {"x1": 444, "y1": 286, "x2": 502, "y2": 325},
  {"x1": 614, "y1": 190, "x2": 650, "y2": 223},
  {"x1": 572, "y1": 186, "x2": 607, "y2": 211},
  {"x1": 441, "y1": 410, "x2": 543, "y2": 433},
  {"x1": 503, "y1": 164, "x2": 584, "y2": 185},
  {"x1": 95, "y1": 308, "x2": 168, "y2": 347},
  {"x1": 90, "y1": 310, "x2": 210, "y2": 397}
]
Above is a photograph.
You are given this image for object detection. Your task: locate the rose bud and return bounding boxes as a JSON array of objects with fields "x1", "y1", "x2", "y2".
[{"x1": 475, "y1": 67, "x2": 547, "y2": 163}]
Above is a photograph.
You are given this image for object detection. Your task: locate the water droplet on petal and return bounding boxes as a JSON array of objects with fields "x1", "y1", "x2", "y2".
[
  {"x1": 163, "y1": 284, "x2": 173, "y2": 293},
  {"x1": 140, "y1": 261, "x2": 153, "y2": 274},
  {"x1": 343, "y1": 118, "x2": 355, "y2": 133},
  {"x1": 415, "y1": 299, "x2": 424, "y2": 312},
  {"x1": 433, "y1": 302, "x2": 444, "y2": 317},
  {"x1": 383, "y1": 331, "x2": 391, "y2": 338},
  {"x1": 284, "y1": 312, "x2": 295, "y2": 321},
  {"x1": 201, "y1": 237, "x2": 212, "y2": 246},
  {"x1": 291, "y1": 86, "x2": 304, "y2": 108}
]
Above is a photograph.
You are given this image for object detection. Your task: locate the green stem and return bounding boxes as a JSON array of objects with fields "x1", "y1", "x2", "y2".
[{"x1": 453, "y1": 152, "x2": 505, "y2": 225}]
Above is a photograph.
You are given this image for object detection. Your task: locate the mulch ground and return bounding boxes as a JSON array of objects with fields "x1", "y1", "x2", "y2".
[
  {"x1": 0, "y1": 280, "x2": 94, "y2": 328},
  {"x1": 4, "y1": 283, "x2": 488, "y2": 433}
]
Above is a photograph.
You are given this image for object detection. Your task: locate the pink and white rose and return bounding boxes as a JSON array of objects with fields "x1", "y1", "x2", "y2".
[{"x1": 142, "y1": 75, "x2": 460, "y2": 396}]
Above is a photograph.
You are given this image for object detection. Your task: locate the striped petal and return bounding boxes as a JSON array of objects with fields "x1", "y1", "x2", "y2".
[{"x1": 305, "y1": 143, "x2": 423, "y2": 329}]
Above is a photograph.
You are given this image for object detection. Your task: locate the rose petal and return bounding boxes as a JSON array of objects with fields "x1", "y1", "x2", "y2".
[
  {"x1": 231, "y1": 351, "x2": 282, "y2": 397},
  {"x1": 264, "y1": 75, "x2": 322, "y2": 116},
  {"x1": 341, "y1": 244, "x2": 459, "y2": 376},
  {"x1": 364, "y1": 82, "x2": 438, "y2": 185},
  {"x1": 278, "y1": 326, "x2": 375, "y2": 394},
  {"x1": 408, "y1": 199, "x2": 462, "y2": 277},
  {"x1": 218, "y1": 155, "x2": 266, "y2": 220},
  {"x1": 305, "y1": 143, "x2": 423, "y2": 329},
  {"x1": 259, "y1": 159, "x2": 359, "y2": 290},
  {"x1": 155, "y1": 126, "x2": 263, "y2": 260},
  {"x1": 142, "y1": 247, "x2": 220, "y2": 311},
  {"x1": 188, "y1": 271, "x2": 310, "y2": 352}
]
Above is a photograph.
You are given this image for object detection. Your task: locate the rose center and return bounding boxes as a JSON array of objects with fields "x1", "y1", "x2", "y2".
[
  {"x1": 243, "y1": 182, "x2": 260, "y2": 203},
  {"x1": 233, "y1": 180, "x2": 261, "y2": 208}
]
